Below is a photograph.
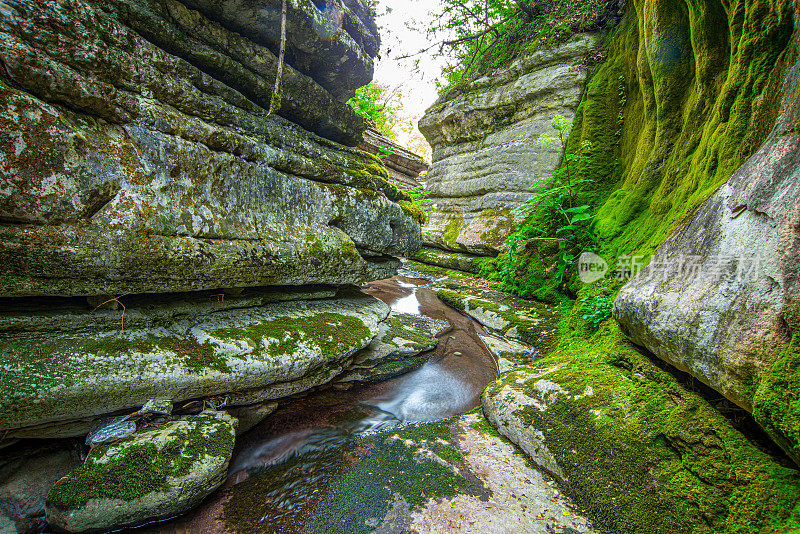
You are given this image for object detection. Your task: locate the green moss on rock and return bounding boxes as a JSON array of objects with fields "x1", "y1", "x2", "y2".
[
  {"x1": 754, "y1": 334, "x2": 800, "y2": 466},
  {"x1": 483, "y1": 285, "x2": 800, "y2": 533},
  {"x1": 398, "y1": 200, "x2": 427, "y2": 225},
  {"x1": 215, "y1": 312, "x2": 372, "y2": 360},
  {"x1": 47, "y1": 412, "x2": 235, "y2": 509},
  {"x1": 492, "y1": 1, "x2": 796, "y2": 298}
]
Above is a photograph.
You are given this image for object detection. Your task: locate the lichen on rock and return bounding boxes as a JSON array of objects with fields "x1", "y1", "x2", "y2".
[{"x1": 45, "y1": 411, "x2": 237, "y2": 533}]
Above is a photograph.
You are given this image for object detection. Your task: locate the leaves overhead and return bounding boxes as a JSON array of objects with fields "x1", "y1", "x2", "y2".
[
  {"x1": 428, "y1": 0, "x2": 620, "y2": 96},
  {"x1": 347, "y1": 82, "x2": 400, "y2": 139}
]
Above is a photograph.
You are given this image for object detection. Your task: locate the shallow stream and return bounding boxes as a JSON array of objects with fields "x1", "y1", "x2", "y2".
[{"x1": 133, "y1": 270, "x2": 500, "y2": 533}]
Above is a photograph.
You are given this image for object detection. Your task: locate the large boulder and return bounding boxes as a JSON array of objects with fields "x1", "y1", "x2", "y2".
[
  {"x1": 417, "y1": 34, "x2": 600, "y2": 256},
  {"x1": 614, "y1": 40, "x2": 800, "y2": 461},
  {"x1": 45, "y1": 411, "x2": 237, "y2": 533}
]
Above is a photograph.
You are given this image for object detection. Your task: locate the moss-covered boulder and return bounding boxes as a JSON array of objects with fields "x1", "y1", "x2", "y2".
[
  {"x1": 482, "y1": 292, "x2": 800, "y2": 534},
  {"x1": 46, "y1": 411, "x2": 237, "y2": 533},
  {"x1": 0, "y1": 288, "x2": 387, "y2": 440}
]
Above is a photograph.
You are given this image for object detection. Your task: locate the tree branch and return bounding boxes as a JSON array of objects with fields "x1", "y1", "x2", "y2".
[{"x1": 268, "y1": 0, "x2": 287, "y2": 116}]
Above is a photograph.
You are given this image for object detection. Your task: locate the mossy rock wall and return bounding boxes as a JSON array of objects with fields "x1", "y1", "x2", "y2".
[
  {"x1": 483, "y1": 286, "x2": 800, "y2": 534},
  {"x1": 417, "y1": 34, "x2": 601, "y2": 255},
  {"x1": 571, "y1": 0, "x2": 795, "y2": 258},
  {"x1": 0, "y1": 0, "x2": 420, "y2": 298},
  {"x1": 611, "y1": 6, "x2": 800, "y2": 463},
  {"x1": 495, "y1": 1, "x2": 795, "y2": 298}
]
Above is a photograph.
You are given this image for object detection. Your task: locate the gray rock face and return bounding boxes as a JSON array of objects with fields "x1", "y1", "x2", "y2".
[
  {"x1": 614, "y1": 54, "x2": 800, "y2": 464},
  {"x1": 45, "y1": 411, "x2": 237, "y2": 534},
  {"x1": 0, "y1": 288, "x2": 388, "y2": 439},
  {"x1": 417, "y1": 34, "x2": 600, "y2": 255},
  {"x1": 0, "y1": 441, "x2": 83, "y2": 533},
  {"x1": 0, "y1": 0, "x2": 419, "y2": 298},
  {"x1": 614, "y1": 60, "x2": 800, "y2": 412}
]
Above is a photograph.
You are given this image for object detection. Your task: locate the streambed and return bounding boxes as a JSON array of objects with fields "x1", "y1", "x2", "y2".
[{"x1": 7, "y1": 269, "x2": 589, "y2": 534}]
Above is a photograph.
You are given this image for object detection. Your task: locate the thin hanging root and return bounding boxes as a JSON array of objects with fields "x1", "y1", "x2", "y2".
[
  {"x1": 90, "y1": 293, "x2": 131, "y2": 331},
  {"x1": 268, "y1": 0, "x2": 287, "y2": 116}
]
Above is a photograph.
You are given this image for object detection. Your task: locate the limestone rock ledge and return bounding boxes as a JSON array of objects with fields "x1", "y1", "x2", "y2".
[
  {"x1": 0, "y1": 0, "x2": 420, "y2": 298},
  {"x1": 0, "y1": 287, "x2": 388, "y2": 439},
  {"x1": 417, "y1": 34, "x2": 600, "y2": 256}
]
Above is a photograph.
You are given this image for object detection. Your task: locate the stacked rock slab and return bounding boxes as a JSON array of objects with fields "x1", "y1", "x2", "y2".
[
  {"x1": 0, "y1": 0, "x2": 424, "y2": 530},
  {"x1": 359, "y1": 126, "x2": 429, "y2": 190},
  {"x1": 413, "y1": 34, "x2": 599, "y2": 271}
]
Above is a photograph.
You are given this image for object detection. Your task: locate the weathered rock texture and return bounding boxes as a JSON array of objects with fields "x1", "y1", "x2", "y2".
[
  {"x1": 46, "y1": 411, "x2": 237, "y2": 533},
  {"x1": 359, "y1": 126, "x2": 429, "y2": 190},
  {"x1": 0, "y1": 0, "x2": 419, "y2": 298},
  {"x1": 0, "y1": 287, "x2": 387, "y2": 439},
  {"x1": 615, "y1": 27, "x2": 800, "y2": 462},
  {"x1": 0, "y1": 0, "x2": 423, "y2": 467},
  {"x1": 416, "y1": 34, "x2": 600, "y2": 259}
]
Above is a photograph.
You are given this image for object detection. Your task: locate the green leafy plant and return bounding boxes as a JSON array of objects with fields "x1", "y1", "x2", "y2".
[
  {"x1": 376, "y1": 146, "x2": 394, "y2": 161},
  {"x1": 582, "y1": 296, "x2": 613, "y2": 327},
  {"x1": 347, "y1": 82, "x2": 400, "y2": 139},
  {"x1": 486, "y1": 116, "x2": 598, "y2": 301}
]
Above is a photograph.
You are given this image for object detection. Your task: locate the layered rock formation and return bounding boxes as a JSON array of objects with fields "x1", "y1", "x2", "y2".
[
  {"x1": 413, "y1": 34, "x2": 600, "y2": 270},
  {"x1": 0, "y1": 0, "x2": 427, "y2": 530},
  {"x1": 0, "y1": 0, "x2": 423, "y2": 428},
  {"x1": 359, "y1": 126, "x2": 429, "y2": 190}
]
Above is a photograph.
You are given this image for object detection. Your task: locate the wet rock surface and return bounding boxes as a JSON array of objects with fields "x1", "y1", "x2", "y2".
[
  {"x1": 335, "y1": 312, "x2": 446, "y2": 386},
  {"x1": 0, "y1": 440, "x2": 83, "y2": 533}
]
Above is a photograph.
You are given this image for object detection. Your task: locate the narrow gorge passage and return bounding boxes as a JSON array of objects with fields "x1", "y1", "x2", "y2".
[{"x1": 116, "y1": 270, "x2": 586, "y2": 534}]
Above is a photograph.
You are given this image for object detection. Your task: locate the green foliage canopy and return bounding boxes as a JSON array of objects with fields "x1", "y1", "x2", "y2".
[
  {"x1": 347, "y1": 82, "x2": 399, "y2": 139},
  {"x1": 430, "y1": 0, "x2": 619, "y2": 96}
]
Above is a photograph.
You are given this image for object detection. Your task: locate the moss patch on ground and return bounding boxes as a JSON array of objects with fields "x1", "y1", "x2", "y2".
[
  {"x1": 484, "y1": 283, "x2": 800, "y2": 533},
  {"x1": 221, "y1": 414, "x2": 473, "y2": 534}
]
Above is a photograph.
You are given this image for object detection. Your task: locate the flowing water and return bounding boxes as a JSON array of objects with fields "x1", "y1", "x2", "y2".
[{"x1": 135, "y1": 270, "x2": 500, "y2": 534}]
